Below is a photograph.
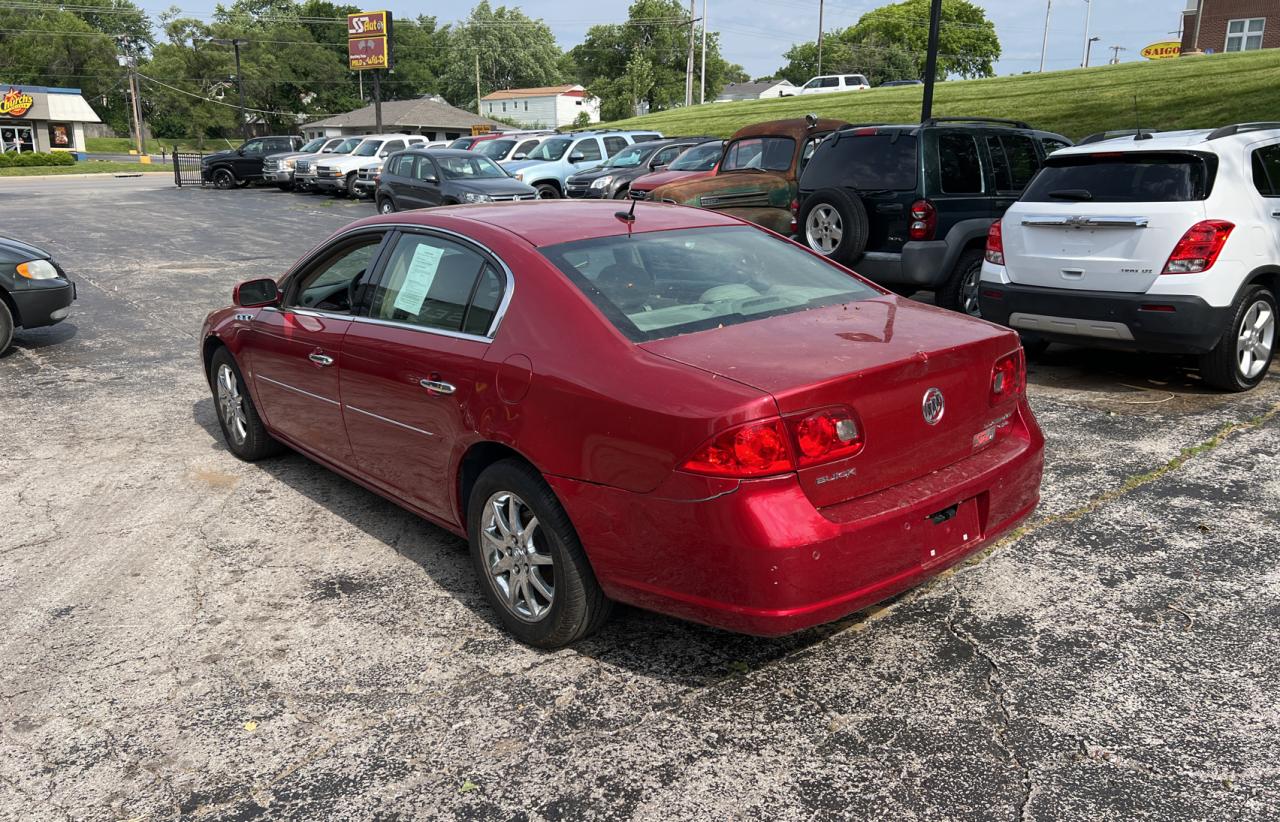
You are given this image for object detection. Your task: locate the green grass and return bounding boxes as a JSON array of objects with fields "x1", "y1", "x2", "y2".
[
  {"x1": 600, "y1": 50, "x2": 1280, "y2": 141},
  {"x1": 0, "y1": 161, "x2": 170, "y2": 176},
  {"x1": 85, "y1": 136, "x2": 232, "y2": 154}
]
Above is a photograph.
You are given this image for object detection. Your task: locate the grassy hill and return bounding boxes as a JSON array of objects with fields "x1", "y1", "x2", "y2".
[{"x1": 599, "y1": 50, "x2": 1280, "y2": 141}]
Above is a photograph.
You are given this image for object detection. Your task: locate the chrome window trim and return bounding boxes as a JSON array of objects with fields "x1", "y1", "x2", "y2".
[
  {"x1": 256, "y1": 374, "x2": 340, "y2": 405},
  {"x1": 276, "y1": 221, "x2": 515, "y2": 342},
  {"x1": 345, "y1": 404, "x2": 436, "y2": 437},
  {"x1": 1020, "y1": 215, "x2": 1149, "y2": 228}
]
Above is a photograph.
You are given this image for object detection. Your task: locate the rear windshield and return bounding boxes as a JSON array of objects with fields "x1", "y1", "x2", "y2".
[
  {"x1": 669, "y1": 141, "x2": 723, "y2": 171},
  {"x1": 476, "y1": 139, "x2": 515, "y2": 158},
  {"x1": 540, "y1": 226, "x2": 877, "y2": 342},
  {"x1": 803, "y1": 132, "x2": 918, "y2": 191},
  {"x1": 722, "y1": 136, "x2": 795, "y2": 172},
  {"x1": 1023, "y1": 152, "x2": 1215, "y2": 202}
]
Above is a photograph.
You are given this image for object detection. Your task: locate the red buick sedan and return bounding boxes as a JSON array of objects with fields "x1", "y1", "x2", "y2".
[{"x1": 201, "y1": 201, "x2": 1043, "y2": 647}]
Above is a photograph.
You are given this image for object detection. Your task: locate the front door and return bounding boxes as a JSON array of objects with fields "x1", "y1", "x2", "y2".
[
  {"x1": 407, "y1": 154, "x2": 445, "y2": 209},
  {"x1": 339, "y1": 230, "x2": 507, "y2": 520},
  {"x1": 247, "y1": 232, "x2": 388, "y2": 465}
]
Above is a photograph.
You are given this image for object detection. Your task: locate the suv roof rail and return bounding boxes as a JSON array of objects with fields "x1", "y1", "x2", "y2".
[
  {"x1": 922, "y1": 116, "x2": 1032, "y2": 129},
  {"x1": 1205, "y1": 122, "x2": 1280, "y2": 140},
  {"x1": 1078, "y1": 128, "x2": 1159, "y2": 145}
]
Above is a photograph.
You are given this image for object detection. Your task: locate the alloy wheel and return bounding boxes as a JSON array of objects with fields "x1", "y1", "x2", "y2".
[
  {"x1": 480, "y1": 491, "x2": 554, "y2": 622},
  {"x1": 805, "y1": 204, "x2": 843, "y2": 255},
  {"x1": 1236, "y1": 298, "x2": 1275, "y2": 380},
  {"x1": 960, "y1": 264, "x2": 983, "y2": 317},
  {"x1": 212, "y1": 169, "x2": 234, "y2": 190},
  {"x1": 215, "y1": 363, "x2": 248, "y2": 445},
  {"x1": 379, "y1": 198, "x2": 395, "y2": 214}
]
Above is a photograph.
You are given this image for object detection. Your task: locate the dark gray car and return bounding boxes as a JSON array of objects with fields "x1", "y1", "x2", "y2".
[
  {"x1": 374, "y1": 149, "x2": 538, "y2": 213},
  {"x1": 1, "y1": 235, "x2": 75, "y2": 354}
]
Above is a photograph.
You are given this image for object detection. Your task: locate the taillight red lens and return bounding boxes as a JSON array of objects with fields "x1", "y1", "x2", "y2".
[
  {"x1": 790, "y1": 198, "x2": 799, "y2": 214},
  {"x1": 985, "y1": 219, "x2": 1005, "y2": 265},
  {"x1": 909, "y1": 199, "x2": 936, "y2": 241},
  {"x1": 789, "y1": 407, "x2": 864, "y2": 466},
  {"x1": 1162, "y1": 220, "x2": 1234, "y2": 274},
  {"x1": 991, "y1": 349, "x2": 1025, "y2": 405},
  {"x1": 682, "y1": 419, "x2": 793, "y2": 477}
]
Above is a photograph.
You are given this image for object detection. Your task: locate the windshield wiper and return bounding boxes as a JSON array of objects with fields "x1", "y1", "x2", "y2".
[
  {"x1": 727, "y1": 167, "x2": 772, "y2": 174},
  {"x1": 1048, "y1": 189, "x2": 1093, "y2": 201}
]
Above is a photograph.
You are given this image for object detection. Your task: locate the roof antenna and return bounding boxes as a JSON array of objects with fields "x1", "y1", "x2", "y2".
[
  {"x1": 614, "y1": 193, "x2": 638, "y2": 226},
  {"x1": 1134, "y1": 94, "x2": 1152, "y2": 140}
]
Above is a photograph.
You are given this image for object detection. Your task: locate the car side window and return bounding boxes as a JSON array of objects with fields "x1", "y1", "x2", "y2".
[
  {"x1": 241, "y1": 140, "x2": 265, "y2": 155},
  {"x1": 414, "y1": 157, "x2": 438, "y2": 182},
  {"x1": 463, "y1": 265, "x2": 504, "y2": 336},
  {"x1": 604, "y1": 136, "x2": 628, "y2": 156},
  {"x1": 986, "y1": 136, "x2": 1013, "y2": 190},
  {"x1": 653, "y1": 146, "x2": 683, "y2": 166},
  {"x1": 937, "y1": 132, "x2": 984, "y2": 194},
  {"x1": 290, "y1": 237, "x2": 384, "y2": 314},
  {"x1": 1000, "y1": 134, "x2": 1041, "y2": 190},
  {"x1": 575, "y1": 139, "x2": 603, "y2": 162},
  {"x1": 515, "y1": 139, "x2": 540, "y2": 157},
  {"x1": 368, "y1": 234, "x2": 499, "y2": 335},
  {"x1": 383, "y1": 140, "x2": 405, "y2": 155},
  {"x1": 1040, "y1": 136, "x2": 1070, "y2": 156},
  {"x1": 1252, "y1": 145, "x2": 1280, "y2": 196},
  {"x1": 820, "y1": 77, "x2": 839, "y2": 88}
]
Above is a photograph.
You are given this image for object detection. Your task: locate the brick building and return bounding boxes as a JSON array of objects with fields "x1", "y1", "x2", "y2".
[{"x1": 1181, "y1": 0, "x2": 1280, "y2": 54}]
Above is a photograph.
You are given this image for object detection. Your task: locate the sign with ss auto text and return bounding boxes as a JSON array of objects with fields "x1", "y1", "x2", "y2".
[
  {"x1": 347, "y1": 10, "x2": 392, "y2": 71},
  {"x1": 1140, "y1": 41, "x2": 1181, "y2": 60}
]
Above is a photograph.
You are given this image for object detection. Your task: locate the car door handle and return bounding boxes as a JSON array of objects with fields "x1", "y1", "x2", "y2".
[
  {"x1": 420, "y1": 379, "x2": 456, "y2": 395},
  {"x1": 309, "y1": 353, "x2": 335, "y2": 367},
  {"x1": 1272, "y1": 210, "x2": 1280, "y2": 219}
]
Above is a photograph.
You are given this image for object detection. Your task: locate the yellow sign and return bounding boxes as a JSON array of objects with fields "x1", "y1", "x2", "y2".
[
  {"x1": 1140, "y1": 41, "x2": 1182, "y2": 60},
  {"x1": 347, "y1": 11, "x2": 388, "y2": 37},
  {"x1": 0, "y1": 88, "x2": 34, "y2": 117},
  {"x1": 470, "y1": 125, "x2": 492, "y2": 136},
  {"x1": 346, "y1": 10, "x2": 392, "y2": 71}
]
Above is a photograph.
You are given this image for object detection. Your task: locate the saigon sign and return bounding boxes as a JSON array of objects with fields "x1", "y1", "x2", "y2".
[{"x1": 1140, "y1": 41, "x2": 1182, "y2": 60}]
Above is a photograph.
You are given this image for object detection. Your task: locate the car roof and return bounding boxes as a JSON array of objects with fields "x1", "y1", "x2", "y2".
[
  {"x1": 1050, "y1": 130, "x2": 1223, "y2": 156},
  {"x1": 404, "y1": 148, "x2": 479, "y2": 157},
  {"x1": 347, "y1": 200, "x2": 747, "y2": 248},
  {"x1": 730, "y1": 118, "x2": 849, "y2": 140}
]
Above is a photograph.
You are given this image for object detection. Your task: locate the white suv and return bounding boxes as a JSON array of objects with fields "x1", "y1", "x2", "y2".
[
  {"x1": 313, "y1": 134, "x2": 426, "y2": 197},
  {"x1": 782, "y1": 74, "x2": 870, "y2": 96},
  {"x1": 980, "y1": 123, "x2": 1280, "y2": 391}
]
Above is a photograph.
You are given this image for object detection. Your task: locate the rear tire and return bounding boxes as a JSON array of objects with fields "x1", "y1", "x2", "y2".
[
  {"x1": 936, "y1": 248, "x2": 985, "y2": 316},
  {"x1": 799, "y1": 189, "x2": 869, "y2": 265},
  {"x1": 467, "y1": 459, "x2": 612, "y2": 648},
  {"x1": 0, "y1": 299, "x2": 14, "y2": 355},
  {"x1": 535, "y1": 183, "x2": 560, "y2": 200},
  {"x1": 209, "y1": 347, "x2": 285, "y2": 461},
  {"x1": 1198, "y1": 285, "x2": 1276, "y2": 392}
]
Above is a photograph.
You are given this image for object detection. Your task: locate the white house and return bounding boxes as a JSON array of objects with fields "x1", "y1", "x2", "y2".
[
  {"x1": 480, "y1": 85, "x2": 600, "y2": 129},
  {"x1": 714, "y1": 79, "x2": 796, "y2": 103}
]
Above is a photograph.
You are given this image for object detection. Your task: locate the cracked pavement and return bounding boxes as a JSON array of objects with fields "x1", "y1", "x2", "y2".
[{"x1": 1, "y1": 176, "x2": 1278, "y2": 821}]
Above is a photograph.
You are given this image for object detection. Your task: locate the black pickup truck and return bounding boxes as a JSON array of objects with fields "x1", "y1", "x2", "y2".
[{"x1": 201, "y1": 135, "x2": 304, "y2": 188}]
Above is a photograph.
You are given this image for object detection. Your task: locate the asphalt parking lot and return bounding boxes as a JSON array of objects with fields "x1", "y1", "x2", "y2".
[{"x1": 2, "y1": 175, "x2": 1278, "y2": 821}]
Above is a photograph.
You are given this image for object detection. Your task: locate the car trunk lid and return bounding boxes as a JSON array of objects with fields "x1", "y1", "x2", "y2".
[{"x1": 641, "y1": 297, "x2": 1022, "y2": 508}]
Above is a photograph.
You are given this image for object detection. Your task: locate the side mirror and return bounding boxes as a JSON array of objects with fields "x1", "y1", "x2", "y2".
[
  {"x1": 513, "y1": 153, "x2": 527, "y2": 160},
  {"x1": 233, "y1": 278, "x2": 279, "y2": 308},
  {"x1": 569, "y1": 152, "x2": 585, "y2": 163},
  {"x1": 651, "y1": 162, "x2": 668, "y2": 171},
  {"x1": 236, "y1": 147, "x2": 246, "y2": 156},
  {"x1": 424, "y1": 175, "x2": 439, "y2": 184}
]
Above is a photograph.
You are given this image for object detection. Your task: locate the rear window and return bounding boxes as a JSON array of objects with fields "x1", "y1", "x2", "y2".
[
  {"x1": 540, "y1": 226, "x2": 877, "y2": 342},
  {"x1": 803, "y1": 132, "x2": 918, "y2": 191},
  {"x1": 1024, "y1": 152, "x2": 1215, "y2": 202}
]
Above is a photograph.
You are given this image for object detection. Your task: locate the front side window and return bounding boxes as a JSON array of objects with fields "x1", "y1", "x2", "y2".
[
  {"x1": 527, "y1": 137, "x2": 570, "y2": 161},
  {"x1": 299, "y1": 138, "x2": 325, "y2": 153},
  {"x1": 573, "y1": 139, "x2": 603, "y2": 162},
  {"x1": 669, "y1": 141, "x2": 723, "y2": 171},
  {"x1": 514, "y1": 139, "x2": 540, "y2": 157},
  {"x1": 1226, "y1": 18, "x2": 1265, "y2": 51},
  {"x1": 414, "y1": 156, "x2": 437, "y2": 181},
  {"x1": 937, "y1": 132, "x2": 983, "y2": 194},
  {"x1": 477, "y1": 139, "x2": 516, "y2": 159},
  {"x1": 382, "y1": 140, "x2": 405, "y2": 154},
  {"x1": 292, "y1": 237, "x2": 383, "y2": 313},
  {"x1": 241, "y1": 140, "x2": 265, "y2": 155},
  {"x1": 1023, "y1": 152, "x2": 1215, "y2": 202},
  {"x1": 802, "y1": 78, "x2": 821, "y2": 89},
  {"x1": 353, "y1": 140, "x2": 383, "y2": 157},
  {"x1": 436, "y1": 155, "x2": 507, "y2": 179},
  {"x1": 540, "y1": 226, "x2": 877, "y2": 342},
  {"x1": 604, "y1": 136, "x2": 629, "y2": 155},
  {"x1": 333, "y1": 137, "x2": 361, "y2": 153},
  {"x1": 722, "y1": 136, "x2": 795, "y2": 172},
  {"x1": 369, "y1": 234, "x2": 499, "y2": 334},
  {"x1": 653, "y1": 145, "x2": 684, "y2": 166},
  {"x1": 602, "y1": 144, "x2": 652, "y2": 168}
]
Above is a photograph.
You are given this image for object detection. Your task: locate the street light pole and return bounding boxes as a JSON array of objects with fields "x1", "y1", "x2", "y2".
[
  {"x1": 920, "y1": 0, "x2": 943, "y2": 122},
  {"x1": 1039, "y1": 0, "x2": 1053, "y2": 72},
  {"x1": 817, "y1": 0, "x2": 824, "y2": 76},
  {"x1": 1080, "y1": 0, "x2": 1092, "y2": 67},
  {"x1": 1085, "y1": 36, "x2": 1101, "y2": 67},
  {"x1": 699, "y1": 0, "x2": 707, "y2": 105}
]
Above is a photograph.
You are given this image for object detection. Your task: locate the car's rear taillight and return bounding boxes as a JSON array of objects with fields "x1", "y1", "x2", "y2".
[
  {"x1": 909, "y1": 199, "x2": 936, "y2": 241},
  {"x1": 681, "y1": 419, "x2": 793, "y2": 477},
  {"x1": 985, "y1": 219, "x2": 1005, "y2": 265},
  {"x1": 788, "y1": 407, "x2": 864, "y2": 467},
  {"x1": 991, "y1": 349, "x2": 1026, "y2": 405},
  {"x1": 1162, "y1": 220, "x2": 1234, "y2": 274}
]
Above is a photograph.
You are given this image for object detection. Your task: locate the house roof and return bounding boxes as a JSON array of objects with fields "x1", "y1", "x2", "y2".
[
  {"x1": 304, "y1": 95, "x2": 506, "y2": 130},
  {"x1": 481, "y1": 85, "x2": 584, "y2": 101},
  {"x1": 715, "y1": 80, "x2": 794, "y2": 101}
]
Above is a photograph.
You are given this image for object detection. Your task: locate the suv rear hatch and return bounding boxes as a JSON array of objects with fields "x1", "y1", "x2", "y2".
[
  {"x1": 1003, "y1": 151, "x2": 1214, "y2": 293},
  {"x1": 641, "y1": 297, "x2": 1022, "y2": 509}
]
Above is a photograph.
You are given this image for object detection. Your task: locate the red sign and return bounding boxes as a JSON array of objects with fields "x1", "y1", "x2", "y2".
[
  {"x1": 0, "y1": 88, "x2": 34, "y2": 117},
  {"x1": 348, "y1": 36, "x2": 389, "y2": 70}
]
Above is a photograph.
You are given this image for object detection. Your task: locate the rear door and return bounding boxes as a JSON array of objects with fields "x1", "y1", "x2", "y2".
[
  {"x1": 339, "y1": 230, "x2": 508, "y2": 519},
  {"x1": 603, "y1": 136, "x2": 629, "y2": 157},
  {"x1": 1001, "y1": 151, "x2": 1214, "y2": 293}
]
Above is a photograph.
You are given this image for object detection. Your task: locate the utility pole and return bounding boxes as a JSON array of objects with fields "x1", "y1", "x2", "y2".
[
  {"x1": 474, "y1": 52, "x2": 482, "y2": 115},
  {"x1": 1190, "y1": 0, "x2": 1205, "y2": 54},
  {"x1": 817, "y1": 0, "x2": 825, "y2": 76},
  {"x1": 684, "y1": 0, "x2": 696, "y2": 107},
  {"x1": 372, "y1": 69, "x2": 382, "y2": 131},
  {"x1": 1085, "y1": 36, "x2": 1100, "y2": 67},
  {"x1": 127, "y1": 64, "x2": 145, "y2": 156},
  {"x1": 211, "y1": 38, "x2": 247, "y2": 139},
  {"x1": 920, "y1": 0, "x2": 942, "y2": 122},
  {"x1": 1039, "y1": 0, "x2": 1053, "y2": 72},
  {"x1": 699, "y1": 0, "x2": 707, "y2": 105},
  {"x1": 1109, "y1": 45, "x2": 1126, "y2": 65},
  {"x1": 1080, "y1": 0, "x2": 1092, "y2": 67}
]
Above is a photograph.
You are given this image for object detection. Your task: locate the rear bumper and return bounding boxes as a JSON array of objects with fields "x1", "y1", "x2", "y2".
[
  {"x1": 10, "y1": 278, "x2": 75, "y2": 329},
  {"x1": 854, "y1": 242, "x2": 949, "y2": 288},
  {"x1": 549, "y1": 401, "x2": 1044, "y2": 636},
  {"x1": 979, "y1": 281, "x2": 1230, "y2": 354}
]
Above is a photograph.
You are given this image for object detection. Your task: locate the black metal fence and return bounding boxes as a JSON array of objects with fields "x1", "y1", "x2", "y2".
[{"x1": 173, "y1": 152, "x2": 205, "y2": 187}]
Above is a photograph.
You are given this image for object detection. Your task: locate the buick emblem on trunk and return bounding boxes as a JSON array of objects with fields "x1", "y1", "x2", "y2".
[{"x1": 922, "y1": 387, "x2": 945, "y2": 425}]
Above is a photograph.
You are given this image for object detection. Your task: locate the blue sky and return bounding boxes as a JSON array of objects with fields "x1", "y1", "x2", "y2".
[{"x1": 144, "y1": 1, "x2": 1193, "y2": 79}]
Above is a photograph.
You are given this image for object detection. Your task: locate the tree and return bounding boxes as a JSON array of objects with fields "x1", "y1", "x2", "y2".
[
  {"x1": 440, "y1": 2, "x2": 563, "y2": 110},
  {"x1": 775, "y1": 0, "x2": 999, "y2": 85},
  {"x1": 569, "y1": 0, "x2": 742, "y2": 120}
]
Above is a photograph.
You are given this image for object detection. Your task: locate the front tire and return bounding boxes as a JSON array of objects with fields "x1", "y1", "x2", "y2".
[
  {"x1": 209, "y1": 347, "x2": 284, "y2": 461},
  {"x1": 1199, "y1": 285, "x2": 1276, "y2": 392},
  {"x1": 0, "y1": 299, "x2": 14, "y2": 355},
  {"x1": 377, "y1": 196, "x2": 396, "y2": 214},
  {"x1": 210, "y1": 167, "x2": 236, "y2": 189},
  {"x1": 799, "y1": 189, "x2": 869, "y2": 265},
  {"x1": 467, "y1": 459, "x2": 611, "y2": 648},
  {"x1": 344, "y1": 172, "x2": 358, "y2": 198},
  {"x1": 937, "y1": 248, "x2": 985, "y2": 317},
  {"x1": 535, "y1": 183, "x2": 561, "y2": 200}
]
